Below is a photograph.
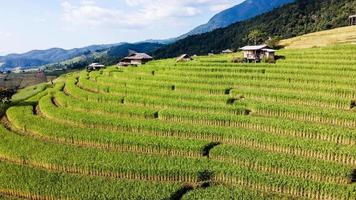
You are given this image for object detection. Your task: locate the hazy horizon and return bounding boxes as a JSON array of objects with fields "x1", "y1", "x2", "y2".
[{"x1": 0, "y1": 0, "x2": 243, "y2": 55}]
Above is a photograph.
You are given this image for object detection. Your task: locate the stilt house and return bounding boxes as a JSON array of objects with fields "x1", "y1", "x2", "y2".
[
  {"x1": 240, "y1": 45, "x2": 276, "y2": 62},
  {"x1": 118, "y1": 53, "x2": 153, "y2": 66},
  {"x1": 349, "y1": 15, "x2": 356, "y2": 26},
  {"x1": 176, "y1": 54, "x2": 193, "y2": 62}
]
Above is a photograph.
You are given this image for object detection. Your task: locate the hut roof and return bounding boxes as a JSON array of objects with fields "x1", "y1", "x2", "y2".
[
  {"x1": 240, "y1": 45, "x2": 268, "y2": 51},
  {"x1": 124, "y1": 53, "x2": 153, "y2": 60},
  {"x1": 89, "y1": 63, "x2": 105, "y2": 67},
  {"x1": 176, "y1": 54, "x2": 192, "y2": 61},
  {"x1": 349, "y1": 14, "x2": 356, "y2": 18},
  {"x1": 177, "y1": 54, "x2": 191, "y2": 59},
  {"x1": 222, "y1": 49, "x2": 234, "y2": 53},
  {"x1": 262, "y1": 48, "x2": 276, "y2": 52}
]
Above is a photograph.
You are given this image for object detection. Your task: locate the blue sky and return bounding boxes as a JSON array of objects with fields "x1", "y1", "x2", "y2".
[{"x1": 0, "y1": 0, "x2": 243, "y2": 55}]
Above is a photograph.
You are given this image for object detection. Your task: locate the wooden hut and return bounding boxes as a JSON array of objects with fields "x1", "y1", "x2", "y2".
[
  {"x1": 176, "y1": 54, "x2": 193, "y2": 62},
  {"x1": 118, "y1": 53, "x2": 153, "y2": 66},
  {"x1": 349, "y1": 15, "x2": 356, "y2": 26},
  {"x1": 222, "y1": 49, "x2": 234, "y2": 54},
  {"x1": 239, "y1": 45, "x2": 276, "y2": 62},
  {"x1": 36, "y1": 70, "x2": 46, "y2": 79},
  {"x1": 87, "y1": 63, "x2": 105, "y2": 71},
  {"x1": 262, "y1": 48, "x2": 276, "y2": 59}
]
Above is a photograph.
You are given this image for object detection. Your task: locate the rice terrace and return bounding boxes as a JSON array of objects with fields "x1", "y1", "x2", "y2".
[
  {"x1": 1, "y1": 0, "x2": 356, "y2": 199},
  {"x1": 0, "y1": 40, "x2": 355, "y2": 199}
]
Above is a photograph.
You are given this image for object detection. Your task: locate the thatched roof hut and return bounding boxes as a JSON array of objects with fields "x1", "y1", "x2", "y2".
[
  {"x1": 240, "y1": 45, "x2": 276, "y2": 62},
  {"x1": 176, "y1": 54, "x2": 193, "y2": 62},
  {"x1": 349, "y1": 14, "x2": 356, "y2": 26},
  {"x1": 222, "y1": 49, "x2": 234, "y2": 54},
  {"x1": 118, "y1": 53, "x2": 153, "y2": 66},
  {"x1": 87, "y1": 63, "x2": 105, "y2": 71}
]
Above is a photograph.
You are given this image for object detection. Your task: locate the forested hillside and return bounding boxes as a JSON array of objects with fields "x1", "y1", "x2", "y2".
[
  {"x1": 181, "y1": 0, "x2": 294, "y2": 38},
  {"x1": 154, "y1": 0, "x2": 356, "y2": 58}
]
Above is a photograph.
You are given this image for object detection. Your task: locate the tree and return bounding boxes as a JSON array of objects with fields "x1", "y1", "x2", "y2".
[
  {"x1": 248, "y1": 29, "x2": 263, "y2": 45},
  {"x1": 265, "y1": 36, "x2": 281, "y2": 48},
  {"x1": 0, "y1": 88, "x2": 15, "y2": 103}
]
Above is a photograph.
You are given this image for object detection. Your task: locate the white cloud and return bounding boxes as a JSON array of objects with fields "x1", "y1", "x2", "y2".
[
  {"x1": 210, "y1": 3, "x2": 234, "y2": 12},
  {"x1": 33, "y1": 17, "x2": 47, "y2": 23},
  {"x1": 62, "y1": 1, "x2": 128, "y2": 27},
  {"x1": 0, "y1": 31, "x2": 13, "y2": 38},
  {"x1": 61, "y1": 0, "x2": 241, "y2": 29}
]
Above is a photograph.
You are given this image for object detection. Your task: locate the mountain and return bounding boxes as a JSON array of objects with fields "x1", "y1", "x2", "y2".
[
  {"x1": 180, "y1": 0, "x2": 295, "y2": 38},
  {"x1": 0, "y1": 44, "x2": 120, "y2": 71},
  {"x1": 143, "y1": 38, "x2": 177, "y2": 45},
  {"x1": 41, "y1": 42, "x2": 165, "y2": 71},
  {"x1": 0, "y1": 42, "x2": 163, "y2": 72},
  {"x1": 154, "y1": 0, "x2": 356, "y2": 58}
]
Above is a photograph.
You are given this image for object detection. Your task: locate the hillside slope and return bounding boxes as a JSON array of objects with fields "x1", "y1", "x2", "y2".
[
  {"x1": 280, "y1": 25, "x2": 356, "y2": 49},
  {"x1": 181, "y1": 0, "x2": 294, "y2": 38},
  {"x1": 154, "y1": 0, "x2": 356, "y2": 58}
]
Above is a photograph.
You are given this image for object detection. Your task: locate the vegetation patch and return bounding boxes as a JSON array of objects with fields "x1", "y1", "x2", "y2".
[
  {"x1": 201, "y1": 142, "x2": 221, "y2": 157},
  {"x1": 169, "y1": 184, "x2": 194, "y2": 200}
]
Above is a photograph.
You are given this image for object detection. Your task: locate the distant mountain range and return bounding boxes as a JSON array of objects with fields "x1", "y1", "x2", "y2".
[
  {"x1": 0, "y1": 42, "x2": 164, "y2": 72},
  {"x1": 179, "y1": 0, "x2": 294, "y2": 38},
  {"x1": 38, "y1": 42, "x2": 164, "y2": 72},
  {"x1": 0, "y1": 44, "x2": 120, "y2": 71}
]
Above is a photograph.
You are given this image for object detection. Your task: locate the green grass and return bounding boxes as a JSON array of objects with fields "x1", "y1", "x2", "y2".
[
  {"x1": 11, "y1": 83, "x2": 49, "y2": 102},
  {"x1": 280, "y1": 26, "x2": 356, "y2": 49},
  {"x1": 0, "y1": 44, "x2": 355, "y2": 199}
]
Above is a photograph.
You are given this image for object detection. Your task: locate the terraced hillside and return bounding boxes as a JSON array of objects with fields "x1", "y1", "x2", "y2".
[
  {"x1": 0, "y1": 44, "x2": 356, "y2": 199},
  {"x1": 280, "y1": 26, "x2": 356, "y2": 49}
]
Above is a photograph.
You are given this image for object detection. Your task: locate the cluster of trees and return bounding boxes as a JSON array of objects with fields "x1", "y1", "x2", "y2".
[
  {"x1": 246, "y1": 30, "x2": 280, "y2": 48},
  {"x1": 154, "y1": 0, "x2": 356, "y2": 58},
  {"x1": 0, "y1": 88, "x2": 15, "y2": 116},
  {"x1": 0, "y1": 89, "x2": 14, "y2": 103}
]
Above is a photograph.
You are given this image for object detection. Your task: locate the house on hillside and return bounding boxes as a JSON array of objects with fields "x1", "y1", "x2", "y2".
[
  {"x1": 35, "y1": 69, "x2": 47, "y2": 83},
  {"x1": 87, "y1": 63, "x2": 105, "y2": 71},
  {"x1": 36, "y1": 70, "x2": 46, "y2": 79},
  {"x1": 222, "y1": 49, "x2": 234, "y2": 54},
  {"x1": 118, "y1": 53, "x2": 153, "y2": 66},
  {"x1": 349, "y1": 15, "x2": 356, "y2": 26},
  {"x1": 239, "y1": 45, "x2": 276, "y2": 62},
  {"x1": 176, "y1": 54, "x2": 193, "y2": 62}
]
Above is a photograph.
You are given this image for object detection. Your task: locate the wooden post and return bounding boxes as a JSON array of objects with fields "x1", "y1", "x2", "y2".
[{"x1": 350, "y1": 16, "x2": 356, "y2": 26}]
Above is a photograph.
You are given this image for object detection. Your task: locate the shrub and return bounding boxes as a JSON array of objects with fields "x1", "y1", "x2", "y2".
[
  {"x1": 265, "y1": 36, "x2": 281, "y2": 49},
  {"x1": 262, "y1": 57, "x2": 276, "y2": 64},
  {"x1": 231, "y1": 57, "x2": 244, "y2": 63}
]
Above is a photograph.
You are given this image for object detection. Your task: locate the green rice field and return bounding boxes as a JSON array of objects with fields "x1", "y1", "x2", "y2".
[{"x1": 0, "y1": 44, "x2": 355, "y2": 199}]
